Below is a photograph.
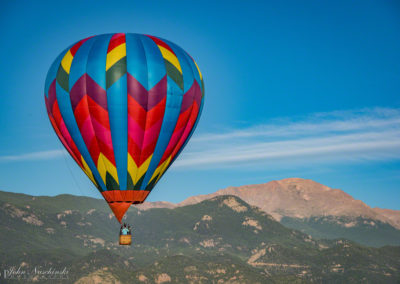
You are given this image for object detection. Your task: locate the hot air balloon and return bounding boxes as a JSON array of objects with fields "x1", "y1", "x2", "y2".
[{"x1": 44, "y1": 33, "x2": 204, "y2": 228}]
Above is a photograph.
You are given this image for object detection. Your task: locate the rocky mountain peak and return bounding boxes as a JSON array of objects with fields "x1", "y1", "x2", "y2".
[{"x1": 141, "y1": 178, "x2": 400, "y2": 230}]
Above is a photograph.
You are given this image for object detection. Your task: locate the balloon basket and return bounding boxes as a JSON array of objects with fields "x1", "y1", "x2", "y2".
[{"x1": 119, "y1": 235, "x2": 132, "y2": 246}]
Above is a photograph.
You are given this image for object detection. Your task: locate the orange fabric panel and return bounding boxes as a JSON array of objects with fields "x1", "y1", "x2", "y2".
[
  {"x1": 107, "y1": 202, "x2": 131, "y2": 223},
  {"x1": 101, "y1": 190, "x2": 150, "y2": 203},
  {"x1": 101, "y1": 190, "x2": 151, "y2": 222}
]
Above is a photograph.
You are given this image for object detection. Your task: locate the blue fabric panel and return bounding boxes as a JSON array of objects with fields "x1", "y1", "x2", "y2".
[
  {"x1": 126, "y1": 34, "x2": 148, "y2": 90},
  {"x1": 139, "y1": 35, "x2": 166, "y2": 90},
  {"x1": 107, "y1": 72, "x2": 128, "y2": 191},
  {"x1": 86, "y1": 34, "x2": 113, "y2": 90},
  {"x1": 68, "y1": 37, "x2": 96, "y2": 88},
  {"x1": 45, "y1": 47, "x2": 70, "y2": 97},
  {"x1": 141, "y1": 77, "x2": 184, "y2": 189},
  {"x1": 162, "y1": 39, "x2": 195, "y2": 93},
  {"x1": 55, "y1": 81, "x2": 107, "y2": 191}
]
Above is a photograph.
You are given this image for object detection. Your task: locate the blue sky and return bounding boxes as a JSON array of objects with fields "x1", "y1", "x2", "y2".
[{"x1": 0, "y1": 1, "x2": 399, "y2": 209}]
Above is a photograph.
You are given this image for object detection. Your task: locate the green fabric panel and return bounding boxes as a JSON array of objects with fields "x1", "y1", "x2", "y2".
[{"x1": 106, "y1": 57, "x2": 127, "y2": 89}]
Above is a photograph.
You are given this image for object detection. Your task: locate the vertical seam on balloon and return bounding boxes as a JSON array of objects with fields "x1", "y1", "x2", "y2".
[
  {"x1": 45, "y1": 47, "x2": 87, "y2": 172},
  {"x1": 168, "y1": 59, "x2": 204, "y2": 168},
  {"x1": 139, "y1": 37, "x2": 171, "y2": 190},
  {"x1": 56, "y1": 45, "x2": 107, "y2": 192},
  {"x1": 69, "y1": 41, "x2": 101, "y2": 187},
  {"x1": 45, "y1": 91, "x2": 84, "y2": 170},
  {"x1": 173, "y1": 90, "x2": 204, "y2": 165},
  {"x1": 126, "y1": 34, "x2": 137, "y2": 189},
  {"x1": 154, "y1": 54, "x2": 200, "y2": 185},
  {"x1": 150, "y1": 44, "x2": 196, "y2": 186},
  {"x1": 122, "y1": 33, "x2": 128, "y2": 201},
  {"x1": 105, "y1": 33, "x2": 127, "y2": 193},
  {"x1": 84, "y1": 35, "x2": 111, "y2": 191},
  {"x1": 132, "y1": 35, "x2": 150, "y2": 189},
  {"x1": 123, "y1": 33, "x2": 129, "y2": 200},
  {"x1": 140, "y1": 37, "x2": 184, "y2": 189}
]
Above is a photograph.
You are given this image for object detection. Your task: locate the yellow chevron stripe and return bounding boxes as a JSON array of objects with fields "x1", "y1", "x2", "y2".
[
  {"x1": 97, "y1": 153, "x2": 119, "y2": 185},
  {"x1": 151, "y1": 156, "x2": 172, "y2": 184},
  {"x1": 194, "y1": 60, "x2": 203, "y2": 81},
  {"x1": 106, "y1": 43, "x2": 126, "y2": 71},
  {"x1": 128, "y1": 154, "x2": 153, "y2": 184},
  {"x1": 61, "y1": 50, "x2": 74, "y2": 74},
  {"x1": 135, "y1": 155, "x2": 153, "y2": 184},
  {"x1": 81, "y1": 156, "x2": 97, "y2": 186},
  {"x1": 157, "y1": 158, "x2": 172, "y2": 183},
  {"x1": 127, "y1": 154, "x2": 138, "y2": 183},
  {"x1": 158, "y1": 46, "x2": 182, "y2": 73}
]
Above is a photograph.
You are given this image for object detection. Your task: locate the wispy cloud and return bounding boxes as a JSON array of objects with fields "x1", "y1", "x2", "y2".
[
  {"x1": 2, "y1": 108, "x2": 399, "y2": 170},
  {"x1": 0, "y1": 150, "x2": 65, "y2": 162},
  {"x1": 192, "y1": 107, "x2": 400, "y2": 142},
  {"x1": 175, "y1": 107, "x2": 400, "y2": 168}
]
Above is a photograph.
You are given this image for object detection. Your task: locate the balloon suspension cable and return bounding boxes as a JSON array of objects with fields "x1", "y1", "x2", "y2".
[{"x1": 58, "y1": 143, "x2": 86, "y2": 197}]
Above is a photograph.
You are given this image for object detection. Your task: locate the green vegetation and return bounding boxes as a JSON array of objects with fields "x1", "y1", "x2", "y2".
[
  {"x1": 281, "y1": 216, "x2": 400, "y2": 247},
  {"x1": 0, "y1": 191, "x2": 399, "y2": 283}
]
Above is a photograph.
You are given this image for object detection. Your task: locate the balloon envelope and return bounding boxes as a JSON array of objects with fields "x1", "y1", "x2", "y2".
[{"x1": 44, "y1": 33, "x2": 204, "y2": 222}]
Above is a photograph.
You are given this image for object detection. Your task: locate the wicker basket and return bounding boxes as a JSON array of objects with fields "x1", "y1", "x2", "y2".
[{"x1": 119, "y1": 235, "x2": 132, "y2": 245}]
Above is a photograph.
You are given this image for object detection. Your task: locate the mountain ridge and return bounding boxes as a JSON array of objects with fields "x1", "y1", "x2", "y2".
[
  {"x1": 0, "y1": 190, "x2": 399, "y2": 283},
  {"x1": 1, "y1": 177, "x2": 399, "y2": 247},
  {"x1": 137, "y1": 178, "x2": 400, "y2": 230}
]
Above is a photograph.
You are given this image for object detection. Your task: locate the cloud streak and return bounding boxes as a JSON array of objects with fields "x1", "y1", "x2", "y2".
[
  {"x1": 175, "y1": 107, "x2": 400, "y2": 168},
  {"x1": 1, "y1": 108, "x2": 399, "y2": 170},
  {"x1": 0, "y1": 150, "x2": 65, "y2": 162}
]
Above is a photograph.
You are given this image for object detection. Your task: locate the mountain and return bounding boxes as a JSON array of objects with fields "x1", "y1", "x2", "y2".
[
  {"x1": 136, "y1": 201, "x2": 176, "y2": 211},
  {"x1": 177, "y1": 178, "x2": 399, "y2": 227},
  {"x1": 0, "y1": 190, "x2": 399, "y2": 283},
  {"x1": 373, "y1": 207, "x2": 400, "y2": 229},
  {"x1": 138, "y1": 178, "x2": 400, "y2": 247},
  {"x1": 0, "y1": 192, "x2": 400, "y2": 283}
]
